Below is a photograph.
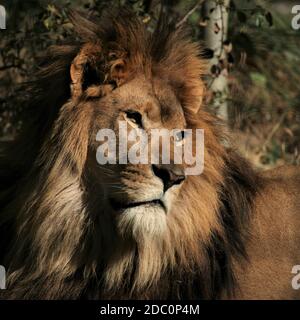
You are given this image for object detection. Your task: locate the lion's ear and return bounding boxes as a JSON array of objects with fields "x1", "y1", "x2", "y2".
[
  {"x1": 192, "y1": 84, "x2": 205, "y2": 114},
  {"x1": 70, "y1": 43, "x2": 105, "y2": 99},
  {"x1": 109, "y1": 58, "x2": 128, "y2": 87},
  {"x1": 70, "y1": 44, "x2": 129, "y2": 99}
]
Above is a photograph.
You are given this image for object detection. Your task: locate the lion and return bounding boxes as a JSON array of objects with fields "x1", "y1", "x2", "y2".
[{"x1": 0, "y1": 9, "x2": 300, "y2": 300}]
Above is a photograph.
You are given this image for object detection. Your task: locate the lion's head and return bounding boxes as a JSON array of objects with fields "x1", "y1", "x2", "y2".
[
  {"x1": 68, "y1": 11, "x2": 209, "y2": 243},
  {"x1": 0, "y1": 10, "x2": 259, "y2": 299}
]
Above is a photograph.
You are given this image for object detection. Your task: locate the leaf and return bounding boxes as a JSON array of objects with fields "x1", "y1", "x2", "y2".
[
  {"x1": 230, "y1": 1, "x2": 236, "y2": 11},
  {"x1": 227, "y1": 53, "x2": 234, "y2": 64},
  {"x1": 142, "y1": 15, "x2": 151, "y2": 24},
  {"x1": 255, "y1": 15, "x2": 264, "y2": 28},
  {"x1": 223, "y1": 40, "x2": 233, "y2": 53},
  {"x1": 47, "y1": 4, "x2": 57, "y2": 15},
  {"x1": 237, "y1": 11, "x2": 247, "y2": 23},
  {"x1": 43, "y1": 17, "x2": 52, "y2": 30},
  {"x1": 234, "y1": 32, "x2": 256, "y2": 56},
  {"x1": 265, "y1": 12, "x2": 273, "y2": 27},
  {"x1": 250, "y1": 72, "x2": 267, "y2": 87}
]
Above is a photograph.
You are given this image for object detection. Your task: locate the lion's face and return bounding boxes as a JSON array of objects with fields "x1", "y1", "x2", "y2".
[
  {"x1": 65, "y1": 14, "x2": 206, "y2": 247},
  {"x1": 87, "y1": 76, "x2": 187, "y2": 240}
]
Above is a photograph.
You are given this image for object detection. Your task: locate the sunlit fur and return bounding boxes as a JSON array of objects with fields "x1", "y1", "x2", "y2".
[{"x1": 1, "y1": 10, "x2": 298, "y2": 300}]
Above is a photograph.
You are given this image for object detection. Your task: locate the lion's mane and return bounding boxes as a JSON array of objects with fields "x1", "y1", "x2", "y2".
[{"x1": 0, "y1": 9, "x2": 261, "y2": 299}]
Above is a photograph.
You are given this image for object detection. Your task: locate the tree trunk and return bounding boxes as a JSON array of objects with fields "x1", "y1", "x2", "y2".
[{"x1": 204, "y1": 0, "x2": 230, "y2": 121}]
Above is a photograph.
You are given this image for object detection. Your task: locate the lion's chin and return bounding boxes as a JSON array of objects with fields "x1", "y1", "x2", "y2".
[{"x1": 115, "y1": 203, "x2": 167, "y2": 241}]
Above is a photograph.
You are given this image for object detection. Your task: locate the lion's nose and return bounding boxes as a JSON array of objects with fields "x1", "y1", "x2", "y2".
[{"x1": 152, "y1": 164, "x2": 185, "y2": 192}]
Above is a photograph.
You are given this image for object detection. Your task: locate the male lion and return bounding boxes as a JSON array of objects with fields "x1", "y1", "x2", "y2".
[{"x1": 0, "y1": 10, "x2": 300, "y2": 300}]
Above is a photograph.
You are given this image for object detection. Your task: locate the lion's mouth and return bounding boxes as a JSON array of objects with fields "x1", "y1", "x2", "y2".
[{"x1": 110, "y1": 198, "x2": 166, "y2": 212}]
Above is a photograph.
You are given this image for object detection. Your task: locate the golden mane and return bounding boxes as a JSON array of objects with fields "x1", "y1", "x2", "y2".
[{"x1": 0, "y1": 9, "x2": 261, "y2": 299}]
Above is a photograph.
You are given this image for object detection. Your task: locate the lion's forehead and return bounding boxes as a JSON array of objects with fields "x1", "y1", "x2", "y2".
[{"x1": 108, "y1": 77, "x2": 186, "y2": 128}]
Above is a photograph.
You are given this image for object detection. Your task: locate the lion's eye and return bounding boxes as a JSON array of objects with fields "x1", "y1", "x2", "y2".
[
  {"x1": 175, "y1": 130, "x2": 186, "y2": 142},
  {"x1": 125, "y1": 110, "x2": 143, "y2": 127}
]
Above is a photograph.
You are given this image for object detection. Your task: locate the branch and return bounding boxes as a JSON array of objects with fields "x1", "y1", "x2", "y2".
[
  {"x1": 0, "y1": 64, "x2": 21, "y2": 71},
  {"x1": 176, "y1": 0, "x2": 205, "y2": 29}
]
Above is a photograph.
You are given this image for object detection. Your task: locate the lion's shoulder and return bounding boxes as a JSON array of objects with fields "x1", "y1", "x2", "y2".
[
  {"x1": 256, "y1": 165, "x2": 300, "y2": 219},
  {"x1": 261, "y1": 165, "x2": 300, "y2": 184}
]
